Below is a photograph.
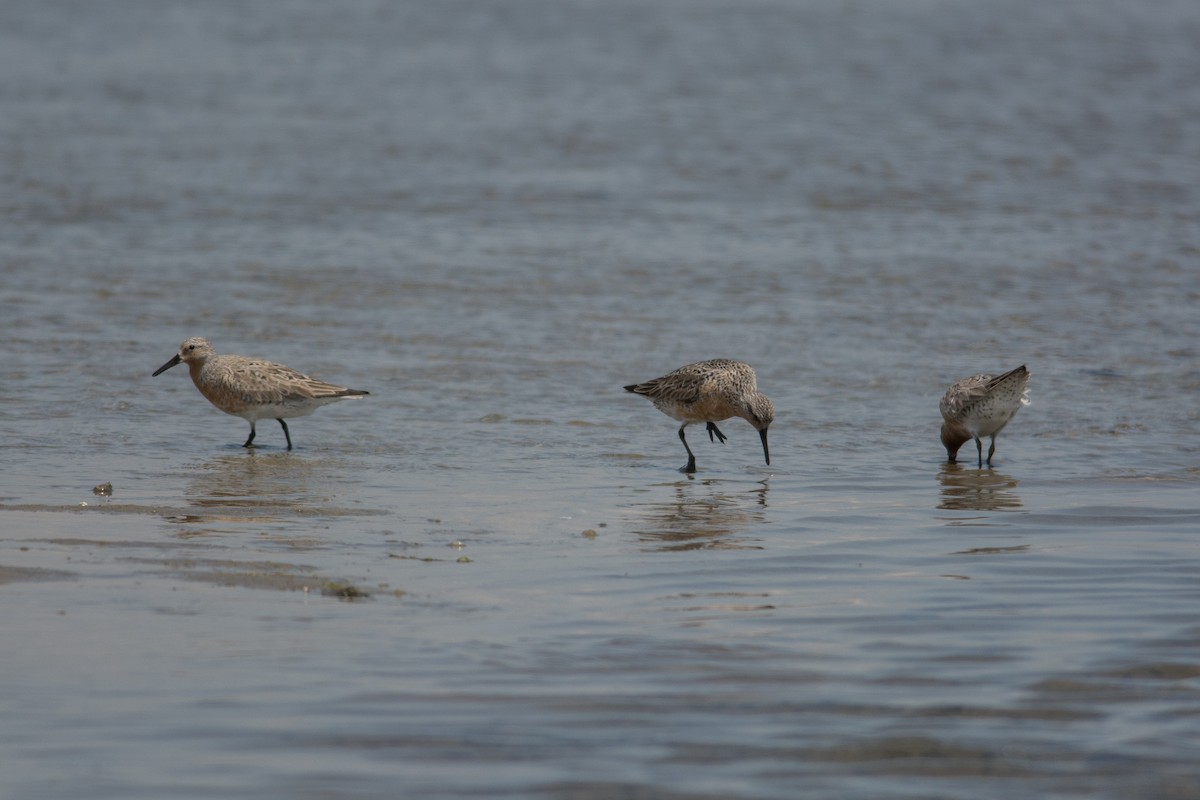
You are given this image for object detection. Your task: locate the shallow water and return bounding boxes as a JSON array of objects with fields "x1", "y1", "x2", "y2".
[{"x1": 3, "y1": 0, "x2": 1200, "y2": 798}]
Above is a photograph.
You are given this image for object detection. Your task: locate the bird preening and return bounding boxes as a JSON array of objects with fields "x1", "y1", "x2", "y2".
[
  {"x1": 624, "y1": 359, "x2": 774, "y2": 474},
  {"x1": 153, "y1": 337, "x2": 368, "y2": 450}
]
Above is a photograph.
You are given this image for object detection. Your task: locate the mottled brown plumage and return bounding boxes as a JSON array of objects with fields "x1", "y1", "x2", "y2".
[
  {"x1": 153, "y1": 337, "x2": 368, "y2": 449},
  {"x1": 939, "y1": 365, "x2": 1030, "y2": 467},
  {"x1": 624, "y1": 359, "x2": 774, "y2": 473}
]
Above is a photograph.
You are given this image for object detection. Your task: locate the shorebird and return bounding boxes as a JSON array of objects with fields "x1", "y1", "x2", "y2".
[
  {"x1": 624, "y1": 359, "x2": 774, "y2": 473},
  {"x1": 939, "y1": 365, "x2": 1030, "y2": 467},
  {"x1": 152, "y1": 337, "x2": 369, "y2": 450}
]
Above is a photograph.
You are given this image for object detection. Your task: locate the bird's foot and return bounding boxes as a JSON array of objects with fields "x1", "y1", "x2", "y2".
[{"x1": 706, "y1": 422, "x2": 727, "y2": 444}]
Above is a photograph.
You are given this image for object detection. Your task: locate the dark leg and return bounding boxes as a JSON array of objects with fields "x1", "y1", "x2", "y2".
[
  {"x1": 243, "y1": 423, "x2": 257, "y2": 448},
  {"x1": 706, "y1": 421, "x2": 728, "y2": 444},
  {"x1": 277, "y1": 419, "x2": 293, "y2": 450},
  {"x1": 678, "y1": 424, "x2": 697, "y2": 473},
  {"x1": 974, "y1": 436, "x2": 983, "y2": 468},
  {"x1": 986, "y1": 436, "x2": 996, "y2": 467}
]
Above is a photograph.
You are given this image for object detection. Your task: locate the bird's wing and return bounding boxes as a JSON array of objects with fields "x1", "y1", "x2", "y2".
[
  {"x1": 939, "y1": 373, "x2": 994, "y2": 419},
  {"x1": 627, "y1": 370, "x2": 707, "y2": 405},
  {"x1": 220, "y1": 358, "x2": 354, "y2": 404}
]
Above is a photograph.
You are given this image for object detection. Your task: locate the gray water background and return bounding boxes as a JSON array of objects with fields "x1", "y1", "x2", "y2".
[{"x1": 2, "y1": 1, "x2": 1200, "y2": 798}]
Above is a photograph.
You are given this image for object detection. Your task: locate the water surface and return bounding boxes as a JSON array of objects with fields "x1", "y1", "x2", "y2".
[{"x1": 2, "y1": 1, "x2": 1200, "y2": 798}]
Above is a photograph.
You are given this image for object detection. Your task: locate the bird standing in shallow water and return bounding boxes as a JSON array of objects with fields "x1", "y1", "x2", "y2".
[
  {"x1": 939, "y1": 364, "x2": 1030, "y2": 467},
  {"x1": 152, "y1": 337, "x2": 369, "y2": 450},
  {"x1": 624, "y1": 358, "x2": 774, "y2": 473}
]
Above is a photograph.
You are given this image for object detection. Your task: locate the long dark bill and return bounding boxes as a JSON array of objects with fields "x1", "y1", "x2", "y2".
[
  {"x1": 759, "y1": 428, "x2": 770, "y2": 466},
  {"x1": 152, "y1": 354, "x2": 182, "y2": 376}
]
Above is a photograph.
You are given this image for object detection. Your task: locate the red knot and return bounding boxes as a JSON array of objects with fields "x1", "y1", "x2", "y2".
[
  {"x1": 624, "y1": 358, "x2": 774, "y2": 474},
  {"x1": 152, "y1": 337, "x2": 369, "y2": 450},
  {"x1": 939, "y1": 364, "x2": 1030, "y2": 467}
]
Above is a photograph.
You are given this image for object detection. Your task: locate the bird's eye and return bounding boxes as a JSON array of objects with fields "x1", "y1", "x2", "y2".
[{"x1": 187, "y1": 344, "x2": 196, "y2": 351}]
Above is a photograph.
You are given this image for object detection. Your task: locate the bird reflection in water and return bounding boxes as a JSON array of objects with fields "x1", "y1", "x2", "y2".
[
  {"x1": 165, "y1": 452, "x2": 328, "y2": 538},
  {"x1": 631, "y1": 480, "x2": 770, "y2": 551},
  {"x1": 937, "y1": 461, "x2": 1023, "y2": 511},
  {"x1": 186, "y1": 452, "x2": 317, "y2": 512}
]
